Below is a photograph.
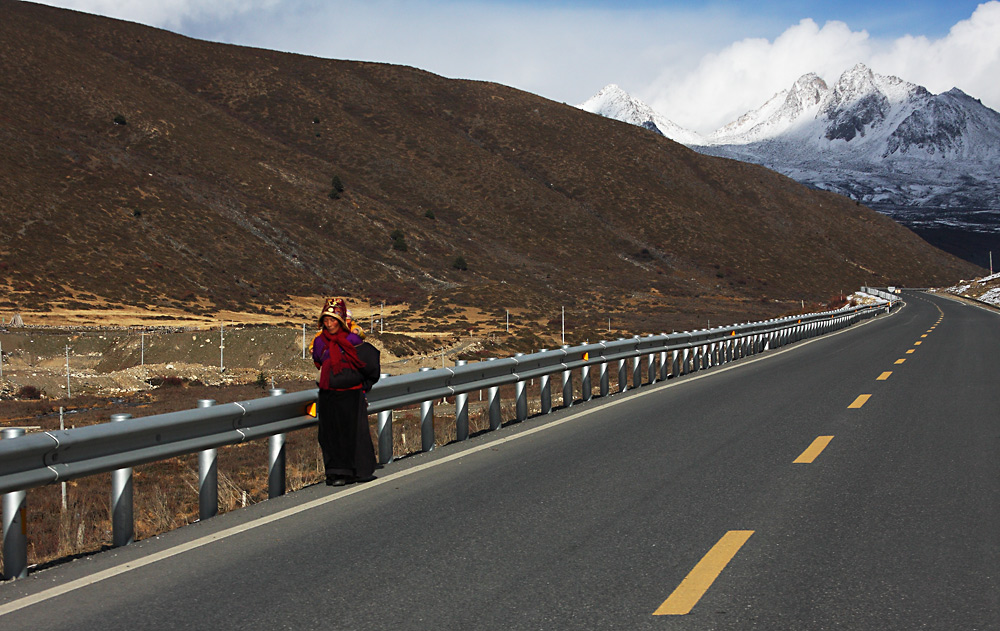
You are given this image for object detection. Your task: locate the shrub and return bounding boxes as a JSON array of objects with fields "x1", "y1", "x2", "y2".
[
  {"x1": 389, "y1": 229, "x2": 408, "y2": 251},
  {"x1": 17, "y1": 385, "x2": 43, "y2": 400},
  {"x1": 313, "y1": 117, "x2": 321, "y2": 124},
  {"x1": 113, "y1": 114, "x2": 127, "y2": 126},
  {"x1": 328, "y1": 174, "x2": 345, "y2": 199},
  {"x1": 424, "y1": 209, "x2": 436, "y2": 220},
  {"x1": 452, "y1": 256, "x2": 468, "y2": 271}
]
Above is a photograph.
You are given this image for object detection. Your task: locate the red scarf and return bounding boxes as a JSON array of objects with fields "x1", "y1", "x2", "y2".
[{"x1": 319, "y1": 329, "x2": 365, "y2": 389}]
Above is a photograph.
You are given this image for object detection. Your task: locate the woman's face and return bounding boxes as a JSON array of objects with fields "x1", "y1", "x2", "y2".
[{"x1": 322, "y1": 315, "x2": 342, "y2": 334}]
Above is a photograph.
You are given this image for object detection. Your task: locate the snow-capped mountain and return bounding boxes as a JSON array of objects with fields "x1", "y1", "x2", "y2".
[
  {"x1": 578, "y1": 84, "x2": 706, "y2": 146},
  {"x1": 578, "y1": 65, "x2": 1000, "y2": 220}
]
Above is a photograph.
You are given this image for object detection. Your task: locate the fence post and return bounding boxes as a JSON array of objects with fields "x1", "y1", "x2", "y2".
[
  {"x1": 377, "y1": 373, "x2": 393, "y2": 463},
  {"x1": 455, "y1": 361, "x2": 469, "y2": 440},
  {"x1": 268, "y1": 389, "x2": 286, "y2": 499},
  {"x1": 420, "y1": 367, "x2": 435, "y2": 451},
  {"x1": 1, "y1": 428, "x2": 27, "y2": 580},
  {"x1": 197, "y1": 399, "x2": 218, "y2": 521},
  {"x1": 561, "y1": 345, "x2": 573, "y2": 408},
  {"x1": 110, "y1": 413, "x2": 134, "y2": 548}
]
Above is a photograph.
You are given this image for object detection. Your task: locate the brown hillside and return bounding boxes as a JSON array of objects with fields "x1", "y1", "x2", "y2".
[{"x1": 0, "y1": 1, "x2": 981, "y2": 332}]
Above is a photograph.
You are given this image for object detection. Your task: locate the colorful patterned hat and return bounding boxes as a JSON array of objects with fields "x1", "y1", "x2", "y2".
[{"x1": 318, "y1": 297, "x2": 348, "y2": 328}]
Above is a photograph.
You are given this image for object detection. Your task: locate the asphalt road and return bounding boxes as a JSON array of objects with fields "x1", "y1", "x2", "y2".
[{"x1": 1, "y1": 291, "x2": 997, "y2": 630}]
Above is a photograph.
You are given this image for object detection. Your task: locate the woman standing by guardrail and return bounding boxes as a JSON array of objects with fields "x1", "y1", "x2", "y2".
[{"x1": 312, "y1": 298, "x2": 381, "y2": 487}]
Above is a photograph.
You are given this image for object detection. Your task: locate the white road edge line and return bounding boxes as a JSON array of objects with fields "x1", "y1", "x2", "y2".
[{"x1": 0, "y1": 304, "x2": 898, "y2": 616}]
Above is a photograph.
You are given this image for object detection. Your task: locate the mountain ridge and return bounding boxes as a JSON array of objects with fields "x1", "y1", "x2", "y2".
[
  {"x1": 580, "y1": 64, "x2": 1000, "y2": 218},
  {"x1": 0, "y1": 1, "x2": 980, "y2": 335}
]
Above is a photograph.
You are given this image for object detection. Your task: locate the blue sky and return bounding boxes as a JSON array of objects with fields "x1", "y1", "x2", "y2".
[{"x1": 34, "y1": 1, "x2": 1000, "y2": 133}]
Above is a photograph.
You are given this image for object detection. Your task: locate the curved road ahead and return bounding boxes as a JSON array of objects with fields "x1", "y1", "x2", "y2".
[{"x1": 1, "y1": 291, "x2": 998, "y2": 630}]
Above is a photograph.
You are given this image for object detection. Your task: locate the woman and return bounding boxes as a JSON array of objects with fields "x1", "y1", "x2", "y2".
[{"x1": 312, "y1": 298, "x2": 381, "y2": 486}]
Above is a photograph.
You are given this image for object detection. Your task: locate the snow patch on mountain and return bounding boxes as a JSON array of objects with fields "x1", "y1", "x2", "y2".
[
  {"x1": 578, "y1": 84, "x2": 706, "y2": 146},
  {"x1": 577, "y1": 65, "x2": 1000, "y2": 218}
]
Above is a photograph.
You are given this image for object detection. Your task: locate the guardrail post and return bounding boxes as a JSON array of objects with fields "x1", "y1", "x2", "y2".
[
  {"x1": 486, "y1": 359, "x2": 502, "y2": 430},
  {"x1": 632, "y1": 355, "x2": 642, "y2": 389},
  {"x1": 197, "y1": 399, "x2": 218, "y2": 521},
  {"x1": 110, "y1": 413, "x2": 134, "y2": 548},
  {"x1": 581, "y1": 363, "x2": 592, "y2": 401},
  {"x1": 647, "y1": 346, "x2": 656, "y2": 383},
  {"x1": 419, "y1": 368, "x2": 435, "y2": 450},
  {"x1": 515, "y1": 353, "x2": 527, "y2": 421},
  {"x1": 539, "y1": 351, "x2": 552, "y2": 414},
  {"x1": 561, "y1": 345, "x2": 573, "y2": 408},
  {"x1": 378, "y1": 373, "x2": 394, "y2": 462},
  {"x1": 659, "y1": 350, "x2": 668, "y2": 381},
  {"x1": 268, "y1": 389, "x2": 286, "y2": 499},
  {"x1": 599, "y1": 359, "x2": 609, "y2": 397},
  {"x1": 618, "y1": 357, "x2": 628, "y2": 392},
  {"x1": 455, "y1": 361, "x2": 469, "y2": 440},
  {"x1": 2, "y1": 428, "x2": 27, "y2": 580}
]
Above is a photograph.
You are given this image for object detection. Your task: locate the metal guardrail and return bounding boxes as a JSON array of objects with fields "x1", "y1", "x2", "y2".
[
  {"x1": 0, "y1": 294, "x2": 897, "y2": 579},
  {"x1": 861, "y1": 286, "x2": 902, "y2": 302}
]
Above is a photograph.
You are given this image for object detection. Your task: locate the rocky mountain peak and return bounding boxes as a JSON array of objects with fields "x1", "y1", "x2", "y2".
[
  {"x1": 578, "y1": 85, "x2": 705, "y2": 145},
  {"x1": 789, "y1": 73, "x2": 828, "y2": 106}
]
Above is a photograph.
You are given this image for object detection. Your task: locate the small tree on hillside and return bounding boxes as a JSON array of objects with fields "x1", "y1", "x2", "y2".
[{"x1": 329, "y1": 174, "x2": 345, "y2": 199}]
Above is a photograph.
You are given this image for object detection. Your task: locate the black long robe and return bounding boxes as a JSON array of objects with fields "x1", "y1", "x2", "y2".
[{"x1": 316, "y1": 342, "x2": 381, "y2": 480}]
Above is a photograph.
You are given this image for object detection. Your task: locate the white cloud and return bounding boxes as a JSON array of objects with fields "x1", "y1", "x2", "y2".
[
  {"x1": 871, "y1": 2, "x2": 1000, "y2": 105},
  {"x1": 38, "y1": 0, "x2": 279, "y2": 29},
  {"x1": 645, "y1": 2, "x2": 1000, "y2": 134},
  {"x1": 187, "y1": 1, "x2": 756, "y2": 109}
]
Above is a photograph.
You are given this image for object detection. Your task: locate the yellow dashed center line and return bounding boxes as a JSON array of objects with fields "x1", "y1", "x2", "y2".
[
  {"x1": 848, "y1": 394, "x2": 871, "y2": 408},
  {"x1": 894, "y1": 359, "x2": 906, "y2": 364},
  {"x1": 654, "y1": 531, "x2": 755, "y2": 616},
  {"x1": 877, "y1": 372, "x2": 892, "y2": 381},
  {"x1": 906, "y1": 349, "x2": 915, "y2": 354},
  {"x1": 921, "y1": 334, "x2": 928, "y2": 338},
  {"x1": 914, "y1": 341, "x2": 922, "y2": 346},
  {"x1": 794, "y1": 436, "x2": 834, "y2": 463}
]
